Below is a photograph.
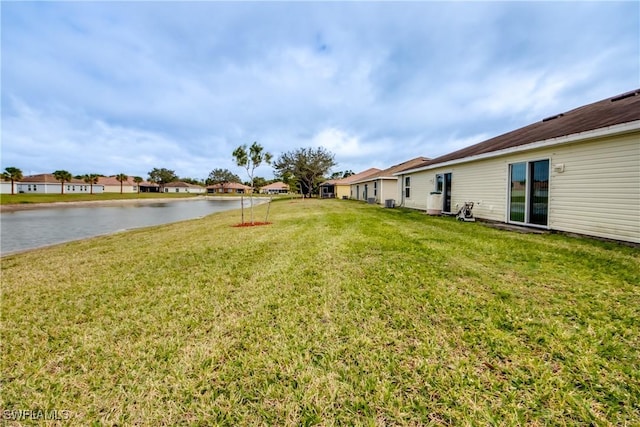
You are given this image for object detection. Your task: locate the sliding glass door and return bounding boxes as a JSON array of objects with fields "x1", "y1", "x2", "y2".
[{"x1": 509, "y1": 160, "x2": 549, "y2": 226}]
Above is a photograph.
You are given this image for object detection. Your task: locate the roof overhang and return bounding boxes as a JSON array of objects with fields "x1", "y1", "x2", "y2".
[
  {"x1": 395, "y1": 120, "x2": 640, "y2": 175},
  {"x1": 349, "y1": 176, "x2": 398, "y2": 185}
]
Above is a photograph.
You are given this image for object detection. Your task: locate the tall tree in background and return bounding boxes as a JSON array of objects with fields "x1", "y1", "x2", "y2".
[
  {"x1": 148, "y1": 168, "x2": 177, "y2": 192},
  {"x1": 2, "y1": 167, "x2": 23, "y2": 195},
  {"x1": 83, "y1": 173, "x2": 99, "y2": 195},
  {"x1": 206, "y1": 168, "x2": 241, "y2": 185},
  {"x1": 232, "y1": 142, "x2": 272, "y2": 224},
  {"x1": 133, "y1": 176, "x2": 143, "y2": 194},
  {"x1": 53, "y1": 170, "x2": 72, "y2": 194},
  {"x1": 273, "y1": 147, "x2": 336, "y2": 197},
  {"x1": 116, "y1": 173, "x2": 128, "y2": 194}
]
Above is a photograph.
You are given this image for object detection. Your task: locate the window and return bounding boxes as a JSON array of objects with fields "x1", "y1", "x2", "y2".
[
  {"x1": 435, "y1": 174, "x2": 444, "y2": 192},
  {"x1": 509, "y1": 160, "x2": 549, "y2": 226},
  {"x1": 373, "y1": 181, "x2": 377, "y2": 197},
  {"x1": 404, "y1": 176, "x2": 411, "y2": 198}
]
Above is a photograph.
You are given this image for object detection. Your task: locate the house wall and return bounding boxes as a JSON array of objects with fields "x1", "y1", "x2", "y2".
[
  {"x1": 379, "y1": 179, "x2": 399, "y2": 204},
  {"x1": 336, "y1": 184, "x2": 351, "y2": 199},
  {"x1": 103, "y1": 184, "x2": 137, "y2": 193},
  {"x1": 401, "y1": 132, "x2": 640, "y2": 243},
  {"x1": 16, "y1": 183, "x2": 105, "y2": 194},
  {"x1": 1, "y1": 182, "x2": 15, "y2": 194}
]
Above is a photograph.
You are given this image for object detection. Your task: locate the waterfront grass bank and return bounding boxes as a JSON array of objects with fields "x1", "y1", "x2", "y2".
[{"x1": 1, "y1": 199, "x2": 638, "y2": 425}]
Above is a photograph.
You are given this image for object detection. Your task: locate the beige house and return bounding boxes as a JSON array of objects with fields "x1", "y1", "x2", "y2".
[
  {"x1": 163, "y1": 181, "x2": 206, "y2": 194},
  {"x1": 206, "y1": 182, "x2": 253, "y2": 194},
  {"x1": 260, "y1": 181, "x2": 289, "y2": 194},
  {"x1": 97, "y1": 176, "x2": 139, "y2": 193},
  {"x1": 319, "y1": 168, "x2": 381, "y2": 199},
  {"x1": 395, "y1": 89, "x2": 640, "y2": 243},
  {"x1": 349, "y1": 158, "x2": 429, "y2": 205}
]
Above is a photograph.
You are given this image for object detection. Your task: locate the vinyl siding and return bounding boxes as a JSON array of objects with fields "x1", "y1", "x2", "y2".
[
  {"x1": 403, "y1": 131, "x2": 639, "y2": 243},
  {"x1": 548, "y1": 132, "x2": 639, "y2": 242},
  {"x1": 335, "y1": 185, "x2": 350, "y2": 199}
]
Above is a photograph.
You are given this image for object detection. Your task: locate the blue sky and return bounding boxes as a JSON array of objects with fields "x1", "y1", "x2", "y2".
[{"x1": 2, "y1": 1, "x2": 638, "y2": 181}]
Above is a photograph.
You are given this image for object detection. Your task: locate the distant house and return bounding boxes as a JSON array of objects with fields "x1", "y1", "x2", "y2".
[
  {"x1": 1, "y1": 179, "x2": 15, "y2": 195},
  {"x1": 260, "y1": 181, "x2": 289, "y2": 194},
  {"x1": 349, "y1": 158, "x2": 430, "y2": 204},
  {"x1": 97, "y1": 176, "x2": 138, "y2": 193},
  {"x1": 206, "y1": 182, "x2": 253, "y2": 194},
  {"x1": 163, "y1": 181, "x2": 206, "y2": 194},
  {"x1": 139, "y1": 181, "x2": 160, "y2": 193},
  {"x1": 395, "y1": 89, "x2": 640, "y2": 244},
  {"x1": 16, "y1": 174, "x2": 104, "y2": 194},
  {"x1": 319, "y1": 168, "x2": 381, "y2": 199}
]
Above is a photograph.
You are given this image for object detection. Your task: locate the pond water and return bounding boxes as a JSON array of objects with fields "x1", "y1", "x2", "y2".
[{"x1": 0, "y1": 198, "x2": 256, "y2": 255}]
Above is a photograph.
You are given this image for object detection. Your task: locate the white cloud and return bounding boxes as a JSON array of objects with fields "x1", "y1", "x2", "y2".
[{"x1": 1, "y1": 2, "x2": 638, "y2": 180}]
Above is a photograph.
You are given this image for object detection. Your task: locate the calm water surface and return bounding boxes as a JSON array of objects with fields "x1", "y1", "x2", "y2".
[{"x1": 1, "y1": 198, "x2": 252, "y2": 254}]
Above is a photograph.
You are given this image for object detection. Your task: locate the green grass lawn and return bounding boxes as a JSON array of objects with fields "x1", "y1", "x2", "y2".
[
  {"x1": 1, "y1": 199, "x2": 638, "y2": 425},
  {"x1": 0, "y1": 192, "x2": 200, "y2": 205}
]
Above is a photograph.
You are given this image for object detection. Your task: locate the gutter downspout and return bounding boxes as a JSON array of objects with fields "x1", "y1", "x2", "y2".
[{"x1": 399, "y1": 173, "x2": 405, "y2": 207}]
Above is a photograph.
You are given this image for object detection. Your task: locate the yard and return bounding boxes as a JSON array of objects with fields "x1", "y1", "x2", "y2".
[{"x1": 1, "y1": 199, "x2": 638, "y2": 425}]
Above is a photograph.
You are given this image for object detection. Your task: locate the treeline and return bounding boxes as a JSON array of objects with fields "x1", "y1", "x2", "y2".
[{"x1": 3, "y1": 145, "x2": 357, "y2": 196}]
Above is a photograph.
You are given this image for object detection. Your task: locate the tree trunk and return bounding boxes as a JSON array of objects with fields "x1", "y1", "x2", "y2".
[{"x1": 10, "y1": 179, "x2": 14, "y2": 195}]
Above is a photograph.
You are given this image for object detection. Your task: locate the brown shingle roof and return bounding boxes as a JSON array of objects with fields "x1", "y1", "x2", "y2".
[
  {"x1": 97, "y1": 176, "x2": 137, "y2": 186},
  {"x1": 20, "y1": 174, "x2": 88, "y2": 184},
  {"x1": 164, "y1": 181, "x2": 204, "y2": 188},
  {"x1": 206, "y1": 182, "x2": 252, "y2": 190},
  {"x1": 261, "y1": 181, "x2": 289, "y2": 190},
  {"x1": 321, "y1": 168, "x2": 382, "y2": 186},
  {"x1": 399, "y1": 89, "x2": 640, "y2": 173},
  {"x1": 351, "y1": 157, "x2": 430, "y2": 183}
]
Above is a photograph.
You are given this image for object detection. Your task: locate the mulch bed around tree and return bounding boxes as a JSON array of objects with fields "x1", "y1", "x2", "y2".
[{"x1": 232, "y1": 222, "x2": 272, "y2": 227}]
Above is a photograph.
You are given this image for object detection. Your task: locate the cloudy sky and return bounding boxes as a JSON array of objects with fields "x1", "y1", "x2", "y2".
[{"x1": 2, "y1": 2, "x2": 638, "y2": 181}]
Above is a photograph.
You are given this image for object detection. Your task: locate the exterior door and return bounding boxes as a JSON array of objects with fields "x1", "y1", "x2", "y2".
[
  {"x1": 509, "y1": 160, "x2": 549, "y2": 226},
  {"x1": 443, "y1": 173, "x2": 452, "y2": 212}
]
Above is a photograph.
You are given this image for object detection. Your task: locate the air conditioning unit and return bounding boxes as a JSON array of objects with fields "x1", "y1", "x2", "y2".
[
  {"x1": 367, "y1": 197, "x2": 376, "y2": 204},
  {"x1": 384, "y1": 199, "x2": 395, "y2": 208}
]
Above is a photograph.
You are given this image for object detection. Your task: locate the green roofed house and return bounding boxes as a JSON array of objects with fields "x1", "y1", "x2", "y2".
[{"x1": 394, "y1": 89, "x2": 640, "y2": 244}]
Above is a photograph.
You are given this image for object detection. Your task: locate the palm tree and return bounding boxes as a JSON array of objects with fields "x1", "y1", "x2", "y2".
[
  {"x1": 133, "y1": 176, "x2": 143, "y2": 194},
  {"x1": 53, "y1": 170, "x2": 72, "y2": 194},
  {"x1": 83, "y1": 173, "x2": 99, "y2": 195},
  {"x1": 2, "y1": 167, "x2": 23, "y2": 195},
  {"x1": 115, "y1": 173, "x2": 128, "y2": 194}
]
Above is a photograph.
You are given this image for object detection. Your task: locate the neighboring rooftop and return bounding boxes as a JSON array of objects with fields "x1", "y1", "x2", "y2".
[
  {"x1": 398, "y1": 89, "x2": 640, "y2": 173},
  {"x1": 350, "y1": 157, "x2": 430, "y2": 184},
  {"x1": 321, "y1": 168, "x2": 382, "y2": 186}
]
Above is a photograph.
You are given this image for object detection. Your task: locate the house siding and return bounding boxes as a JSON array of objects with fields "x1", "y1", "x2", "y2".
[
  {"x1": 335, "y1": 185, "x2": 350, "y2": 199},
  {"x1": 404, "y1": 131, "x2": 639, "y2": 243}
]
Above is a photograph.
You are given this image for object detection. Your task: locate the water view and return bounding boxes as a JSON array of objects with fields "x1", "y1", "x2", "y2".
[{"x1": 0, "y1": 198, "x2": 255, "y2": 254}]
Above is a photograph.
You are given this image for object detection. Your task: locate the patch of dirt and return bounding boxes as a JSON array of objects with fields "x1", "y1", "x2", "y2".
[{"x1": 232, "y1": 222, "x2": 272, "y2": 228}]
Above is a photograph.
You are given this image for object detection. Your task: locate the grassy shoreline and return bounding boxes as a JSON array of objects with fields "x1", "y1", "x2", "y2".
[
  {"x1": 1, "y1": 199, "x2": 638, "y2": 425},
  {"x1": 0, "y1": 192, "x2": 201, "y2": 206}
]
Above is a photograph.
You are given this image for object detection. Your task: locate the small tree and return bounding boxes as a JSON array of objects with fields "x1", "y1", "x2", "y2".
[
  {"x1": 232, "y1": 142, "x2": 272, "y2": 224},
  {"x1": 133, "y1": 176, "x2": 143, "y2": 194},
  {"x1": 83, "y1": 173, "x2": 99, "y2": 195},
  {"x1": 115, "y1": 173, "x2": 128, "y2": 194},
  {"x1": 53, "y1": 170, "x2": 72, "y2": 194},
  {"x1": 2, "y1": 167, "x2": 23, "y2": 195}
]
